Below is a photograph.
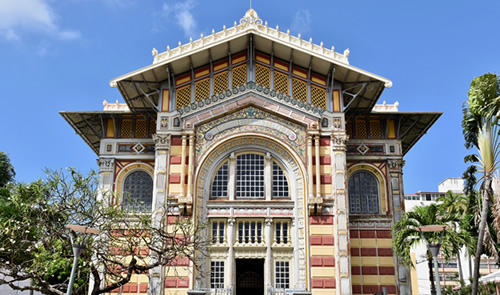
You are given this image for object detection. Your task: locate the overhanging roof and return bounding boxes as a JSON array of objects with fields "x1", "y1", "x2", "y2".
[
  {"x1": 60, "y1": 111, "x2": 130, "y2": 154},
  {"x1": 110, "y1": 9, "x2": 392, "y2": 114},
  {"x1": 384, "y1": 112, "x2": 442, "y2": 155}
]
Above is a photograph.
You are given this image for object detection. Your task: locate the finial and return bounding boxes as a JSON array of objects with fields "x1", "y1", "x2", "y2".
[
  {"x1": 223, "y1": 25, "x2": 226, "y2": 31},
  {"x1": 276, "y1": 25, "x2": 279, "y2": 30},
  {"x1": 212, "y1": 29, "x2": 215, "y2": 35},
  {"x1": 298, "y1": 33, "x2": 301, "y2": 40},
  {"x1": 265, "y1": 21, "x2": 268, "y2": 27},
  {"x1": 189, "y1": 37, "x2": 193, "y2": 44},
  {"x1": 287, "y1": 29, "x2": 290, "y2": 35},
  {"x1": 167, "y1": 45, "x2": 170, "y2": 51},
  {"x1": 309, "y1": 37, "x2": 312, "y2": 43},
  {"x1": 178, "y1": 41, "x2": 182, "y2": 47},
  {"x1": 152, "y1": 48, "x2": 158, "y2": 56},
  {"x1": 331, "y1": 45, "x2": 334, "y2": 51},
  {"x1": 200, "y1": 33, "x2": 204, "y2": 38},
  {"x1": 343, "y1": 48, "x2": 350, "y2": 57},
  {"x1": 320, "y1": 41, "x2": 323, "y2": 48}
]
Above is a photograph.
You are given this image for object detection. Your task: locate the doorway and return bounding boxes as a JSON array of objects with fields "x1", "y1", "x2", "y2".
[{"x1": 236, "y1": 259, "x2": 265, "y2": 295}]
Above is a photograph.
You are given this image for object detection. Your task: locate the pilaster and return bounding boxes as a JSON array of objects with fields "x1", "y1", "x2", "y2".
[{"x1": 331, "y1": 133, "x2": 351, "y2": 295}]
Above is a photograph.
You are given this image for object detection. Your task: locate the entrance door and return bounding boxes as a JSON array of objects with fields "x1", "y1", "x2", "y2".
[{"x1": 236, "y1": 259, "x2": 264, "y2": 295}]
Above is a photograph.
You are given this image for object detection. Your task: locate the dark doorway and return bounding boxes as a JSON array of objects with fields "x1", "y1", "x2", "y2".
[{"x1": 236, "y1": 259, "x2": 264, "y2": 295}]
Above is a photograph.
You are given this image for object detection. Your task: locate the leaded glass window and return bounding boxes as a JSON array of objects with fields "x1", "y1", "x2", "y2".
[
  {"x1": 348, "y1": 171, "x2": 379, "y2": 214},
  {"x1": 211, "y1": 161, "x2": 228, "y2": 198},
  {"x1": 122, "y1": 171, "x2": 153, "y2": 212},
  {"x1": 236, "y1": 154, "x2": 264, "y2": 198}
]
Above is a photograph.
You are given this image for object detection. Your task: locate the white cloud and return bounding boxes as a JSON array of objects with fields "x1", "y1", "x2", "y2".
[
  {"x1": 291, "y1": 10, "x2": 312, "y2": 35},
  {"x1": 0, "y1": 0, "x2": 80, "y2": 41},
  {"x1": 161, "y1": 0, "x2": 198, "y2": 37}
]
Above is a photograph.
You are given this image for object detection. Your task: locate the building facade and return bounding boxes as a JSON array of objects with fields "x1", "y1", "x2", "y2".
[{"x1": 62, "y1": 9, "x2": 440, "y2": 295}]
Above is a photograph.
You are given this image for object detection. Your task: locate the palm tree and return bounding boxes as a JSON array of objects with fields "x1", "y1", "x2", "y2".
[
  {"x1": 393, "y1": 203, "x2": 461, "y2": 295},
  {"x1": 462, "y1": 73, "x2": 500, "y2": 295}
]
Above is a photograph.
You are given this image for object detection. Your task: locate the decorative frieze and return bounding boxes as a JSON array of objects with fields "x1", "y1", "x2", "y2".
[
  {"x1": 97, "y1": 158, "x2": 115, "y2": 173},
  {"x1": 153, "y1": 134, "x2": 171, "y2": 150},
  {"x1": 387, "y1": 159, "x2": 405, "y2": 172}
]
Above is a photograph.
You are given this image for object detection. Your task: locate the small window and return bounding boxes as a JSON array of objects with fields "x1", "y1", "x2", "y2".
[
  {"x1": 122, "y1": 171, "x2": 153, "y2": 212},
  {"x1": 237, "y1": 221, "x2": 263, "y2": 244},
  {"x1": 348, "y1": 171, "x2": 379, "y2": 214},
  {"x1": 275, "y1": 221, "x2": 289, "y2": 244},
  {"x1": 272, "y1": 162, "x2": 289, "y2": 198},
  {"x1": 212, "y1": 221, "x2": 225, "y2": 244},
  {"x1": 275, "y1": 261, "x2": 290, "y2": 289},
  {"x1": 210, "y1": 261, "x2": 225, "y2": 288}
]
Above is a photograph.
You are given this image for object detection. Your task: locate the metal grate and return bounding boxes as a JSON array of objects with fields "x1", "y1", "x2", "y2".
[
  {"x1": 135, "y1": 120, "x2": 147, "y2": 138},
  {"x1": 175, "y1": 85, "x2": 191, "y2": 109},
  {"x1": 311, "y1": 85, "x2": 327, "y2": 109},
  {"x1": 255, "y1": 64, "x2": 271, "y2": 88},
  {"x1": 272, "y1": 162, "x2": 289, "y2": 198},
  {"x1": 292, "y1": 78, "x2": 308, "y2": 102},
  {"x1": 211, "y1": 162, "x2": 228, "y2": 199},
  {"x1": 355, "y1": 120, "x2": 367, "y2": 138},
  {"x1": 370, "y1": 120, "x2": 382, "y2": 139},
  {"x1": 213, "y1": 71, "x2": 229, "y2": 95},
  {"x1": 195, "y1": 78, "x2": 210, "y2": 101},
  {"x1": 232, "y1": 64, "x2": 247, "y2": 88},
  {"x1": 274, "y1": 71, "x2": 289, "y2": 95},
  {"x1": 120, "y1": 119, "x2": 132, "y2": 138}
]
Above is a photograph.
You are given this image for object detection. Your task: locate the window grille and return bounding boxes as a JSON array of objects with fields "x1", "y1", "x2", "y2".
[
  {"x1": 237, "y1": 221, "x2": 263, "y2": 244},
  {"x1": 232, "y1": 65, "x2": 247, "y2": 88},
  {"x1": 275, "y1": 221, "x2": 289, "y2": 244},
  {"x1": 369, "y1": 120, "x2": 382, "y2": 139},
  {"x1": 211, "y1": 162, "x2": 228, "y2": 199},
  {"x1": 135, "y1": 120, "x2": 147, "y2": 138},
  {"x1": 275, "y1": 261, "x2": 290, "y2": 289},
  {"x1": 272, "y1": 162, "x2": 289, "y2": 198},
  {"x1": 149, "y1": 119, "x2": 156, "y2": 136},
  {"x1": 255, "y1": 64, "x2": 271, "y2": 88},
  {"x1": 210, "y1": 261, "x2": 225, "y2": 289},
  {"x1": 346, "y1": 120, "x2": 353, "y2": 138},
  {"x1": 292, "y1": 78, "x2": 308, "y2": 102},
  {"x1": 175, "y1": 85, "x2": 191, "y2": 109},
  {"x1": 122, "y1": 171, "x2": 153, "y2": 212},
  {"x1": 212, "y1": 221, "x2": 225, "y2": 244},
  {"x1": 274, "y1": 71, "x2": 289, "y2": 95},
  {"x1": 236, "y1": 154, "x2": 264, "y2": 198},
  {"x1": 348, "y1": 171, "x2": 379, "y2": 214},
  {"x1": 213, "y1": 71, "x2": 229, "y2": 95},
  {"x1": 355, "y1": 120, "x2": 367, "y2": 138},
  {"x1": 311, "y1": 85, "x2": 327, "y2": 109},
  {"x1": 120, "y1": 119, "x2": 132, "y2": 138},
  {"x1": 195, "y1": 78, "x2": 210, "y2": 101}
]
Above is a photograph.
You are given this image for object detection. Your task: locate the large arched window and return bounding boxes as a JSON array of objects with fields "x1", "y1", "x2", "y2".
[
  {"x1": 122, "y1": 171, "x2": 153, "y2": 212},
  {"x1": 210, "y1": 153, "x2": 289, "y2": 200},
  {"x1": 348, "y1": 171, "x2": 379, "y2": 214}
]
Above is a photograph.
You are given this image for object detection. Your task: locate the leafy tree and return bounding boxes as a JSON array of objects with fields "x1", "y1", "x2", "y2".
[
  {"x1": 0, "y1": 169, "x2": 207, "y2": 295},
  {"x1": 462, "y1": 73, "x2": 500, "y2": 294},
  {"x1": 0, "y1": 152, "x2": 15, "y2": 187},
  {"x1": 393, "y1": 204, "x2": 465, "y2": 295}
]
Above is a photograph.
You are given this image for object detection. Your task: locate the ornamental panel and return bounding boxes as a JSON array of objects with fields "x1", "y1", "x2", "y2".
[
  {"x1": 195, "y1": 78, "x2": 210, "y2": 101},
  {"x1": 175, "y1": 85, "x2": 191, "y2": 109},
  {"x1": 232, "y1": 64, "x2": 247, "y2": 88},
  {"x1": 255, "y1": 64, "x2": 271, "y2": 88},
  {"x1": 292, "y1": 78, "x2": 308, "y2": 102}
]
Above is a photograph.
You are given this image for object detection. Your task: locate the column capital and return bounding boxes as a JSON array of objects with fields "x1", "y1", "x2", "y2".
[
  {"x1": 265, "y1": 218, "x2": 273, "y2": 226},
  {"x1": 153, "y1": 134, "x2": 171, "y2": 150},
  {"x1": 387, "y1": 159, "x2": 405, "y2": 172},
  {"x1": 97, "y1": 158, "x2": 115, "y2": 173},
  {"x1": 331, "y1": 134, "x2": 348, "y2": 151},
  {"x1": 227, "y1": 218, "x2": 236, "y2": 225}
]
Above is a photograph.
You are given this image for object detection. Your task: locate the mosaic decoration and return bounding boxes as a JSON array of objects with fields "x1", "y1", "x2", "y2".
[{"x1": 195, "y1": 106, "x2": 306, "y2": 162}]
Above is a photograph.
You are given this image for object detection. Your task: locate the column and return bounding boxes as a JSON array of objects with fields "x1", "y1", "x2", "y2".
[
  {"x1": 180, "y1": 135, "x2": 187, "y2": 198},
  {"x1": 88, "y1": 158, "x2": 115, "y2": 295},
  {"x1": 314, "y1": 135, "x2": 321, "y2": 199},
  {"x1": 265, "y1": 218, "x2": 273, "y2": 289},
  {"x1": 228, "y1": 153, "x2": 236, "y2": 201},
  {"x1": 307, "y1": 135, "x2": 314, "y2": 201},
  {"x1": 186, "y1": 134, "x2": 195, "y2": 198},
  {"x1": 331, "y1": 133, "x2": 351, "y2": 295},
  {"x1": 265, "y1": 153, "x2": 272, "y2": 201},
  {"x1": 387, "y1": 159, "x2": 409, "y2": 295},
  {"x1": 226, "y1": 218, "x2": 236, "y2": 294},
  {"x1": 150, "y1": 134, "x2": 171, "y2": 295}
]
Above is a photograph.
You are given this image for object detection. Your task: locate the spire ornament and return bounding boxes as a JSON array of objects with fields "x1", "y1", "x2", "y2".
[{"x1": 240, "y1": 8, "x2": 263, "y2": 26}]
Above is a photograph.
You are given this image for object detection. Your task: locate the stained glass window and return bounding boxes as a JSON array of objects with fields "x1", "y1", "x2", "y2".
[
  {"x1": 122, "y1": 171, "x2": 153, "y2": 212},
  {"x1": 348, "y1": 171, "x2": 379, "y2": 214}
]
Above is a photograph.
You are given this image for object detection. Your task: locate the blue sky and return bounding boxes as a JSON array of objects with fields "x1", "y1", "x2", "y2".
[{"x1": 0, "y1": 0, "x2": 499, "y2": 194}]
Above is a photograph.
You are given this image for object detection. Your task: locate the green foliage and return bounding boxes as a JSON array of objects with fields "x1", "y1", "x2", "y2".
[
  {"x1": 442, "y1": 281, "x2": 497, "y2": 295},
  {"x1": 0, "y1": 152, "x2": 15, "y2": 187}
]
